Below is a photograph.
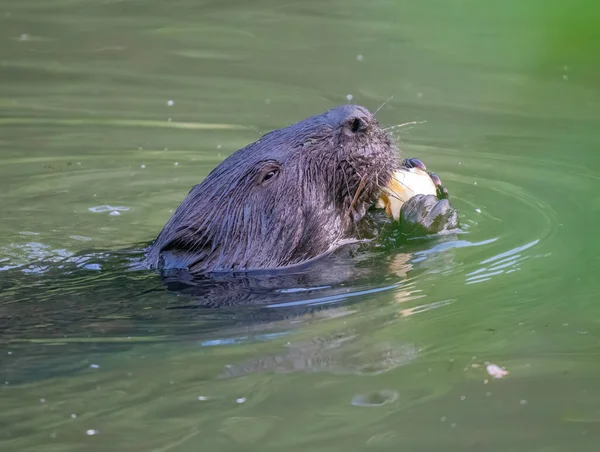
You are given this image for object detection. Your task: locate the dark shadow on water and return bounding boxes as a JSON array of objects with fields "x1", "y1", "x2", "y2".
[
  {"x1": 0, "y1": 224, "x2": 480, "y2": 385},
  {"x1": 0, "y1": 228, "x2": 465, "y2": 333}
]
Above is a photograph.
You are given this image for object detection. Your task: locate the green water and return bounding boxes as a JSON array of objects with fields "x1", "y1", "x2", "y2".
[{"x1": 2, "y1": 0, "x2": 600, "y2": 450}]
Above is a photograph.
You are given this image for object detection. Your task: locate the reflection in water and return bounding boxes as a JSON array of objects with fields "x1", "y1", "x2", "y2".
[
  {"x1": 465, "y1": 239, "x2": 541, "y2": 284},
  {"x1": 1, "y1": 0, "x2": 600, "y2": 450}
]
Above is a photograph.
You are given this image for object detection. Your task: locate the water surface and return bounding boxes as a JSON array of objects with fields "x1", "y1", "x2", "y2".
[{"x1": 2, "y1": 1, "x2": 600, "y2": 451}]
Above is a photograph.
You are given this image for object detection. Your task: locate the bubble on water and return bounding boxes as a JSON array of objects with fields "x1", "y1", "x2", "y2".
[
  {"x1": 346, "y1": 94, "x2": 354, "y2": 102},
  {"x1": 486, "y1": 391, "x2": 492, "y2": 396},
  {"x1": 167, "y1": 100, "x2": 174, "y2": 107},
  {"x1": 451, "y1": 423, "x2": 457, "y2": 428},
  {"x1": 18, "y1": 33, "x2": 30, "y2": 41},
  {"x1": 475, "y1": 208, "x2": 482, "y2": 213},
  {"x1": 7, "y1": 351, "x2": 12, "y2": 355},
  {"x1": 174, "y1": 162, "x2": 179, "y2": 166},
  {"x1": 140, "y1": 164, "x2": 146, "y2": 169},
  {"x1": 50, "y1": 432, "x2": 57, "y2": 439},
  {"x1": 40, "y1": 398, "x2": 46, "y2": 403},
  {"x1": 167, "y1": 117, "x2": 172, "y2": 122},
  {"x1": 198, "y1": 396, "x2": 208, "y2": 401},
  {"x1": 460, "y1": 396, "x2": 466, "y2": 401},
  {"x1": 86, "y1": 429, "x2": 98, "y2": 436},
  {"x1": 356, "y1": 54, "x2": 364, "y2": 61},
  {"x1": 109, "y1": 211, "x2": 120, "y2": 216},
  {"x1": 236, "y1": 397, "x2": 247, "y2": 404},
  {"x1": 563, "y1": 74, "x2": 569, "y2": 81},
  {"x1": 520, "y1": 399, "x2": 528, "y2": 405},
  {"x1": 217, "y1": 144, "x2": 222, "y2": 149},
  {"x1": 440, "y1": 416, "x2": 447, "y2": 422},
  {"x1": 474, "y1": 181, "x2": 478, "y2": 185},
  {"x1": 89, "y1": 364, "x2": 100, "y2": 369},
  {"x1": 351, "y1": 390, "x2": 398, "y2": 407},
  {"x1": 71, "y1": 414, "x2": 77, "y2": 419}
]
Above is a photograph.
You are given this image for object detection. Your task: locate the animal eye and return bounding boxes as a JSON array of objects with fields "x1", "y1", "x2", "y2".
[
  {"x1": 263, "y1": 170, "x2": 277, "y2": 181},
  {"x1": 349, "y1": 117, "x2": 363, "y2": 133},
  {"x1": 256, "y1": 165, "x2": 280, "y2": 185}
]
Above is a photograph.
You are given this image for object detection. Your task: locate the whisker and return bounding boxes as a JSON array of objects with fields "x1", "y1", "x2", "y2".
[
  {"x1": 342, "y1": 163, "x2": 352, "y2": 202},
  {"x1": 383, "y1": 120, "x2": 427, "y2": 131},
  {"x1": 373, "y1": 93, "x2": 396, "y2": 117},
  {"x1": 344, "y1": 174, "x2": 367, "y2": 225},
  {"x1": 382, "y1": 177, "x2": 413, "y2": 203}
]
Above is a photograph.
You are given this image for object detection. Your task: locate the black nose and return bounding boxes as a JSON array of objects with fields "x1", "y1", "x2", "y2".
[{"x1": 326, "y1": 105, "x2": 373, "y2": 131}]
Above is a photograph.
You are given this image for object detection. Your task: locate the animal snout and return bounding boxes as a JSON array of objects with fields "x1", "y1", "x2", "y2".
[{"x1": 327, "y1": 105, "x2": 374, "y2": 132}]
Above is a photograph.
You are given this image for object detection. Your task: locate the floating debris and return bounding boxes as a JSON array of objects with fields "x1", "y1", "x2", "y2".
[
  {"x1": 88, "y1": 205, "x2": 130, "y2": 214},
  {"x1": 486, "y1": 364, "x2": 509, "y2": 379}
]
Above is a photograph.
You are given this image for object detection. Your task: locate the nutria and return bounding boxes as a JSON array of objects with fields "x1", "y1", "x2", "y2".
[{"x1": 145, "y1": 105, "x2": 457, "y2": 275}]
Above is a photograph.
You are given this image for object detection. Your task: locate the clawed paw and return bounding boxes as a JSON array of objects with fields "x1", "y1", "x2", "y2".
[
  {"x1": 401, "y1": 157, "x2": 427, "y2": 172},
  {"x1": 402, "y1": 158, "x2": 449, "y2": 200},
  {"x1": 398, "y1": 157, "x2": 458, "y2": 234},
  {"x1": 399, "y1": 194, "x2": 459, "y2": 235},
  {"x1": 428, "y1": 172, "x2": 449, "y2": 200}
]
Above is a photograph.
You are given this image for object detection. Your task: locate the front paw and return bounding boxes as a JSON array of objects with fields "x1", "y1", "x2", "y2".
[
  {"x1": 402, "y1": 158, "x2": 449, "y2": 200},
  {"x1": 399, "y1": 194, "x2": 459, "y2": 236}
]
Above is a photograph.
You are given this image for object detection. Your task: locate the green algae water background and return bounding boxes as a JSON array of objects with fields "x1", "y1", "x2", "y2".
[{"x1": 1, "y1": 0, "x2": 600, "y2": 451}]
